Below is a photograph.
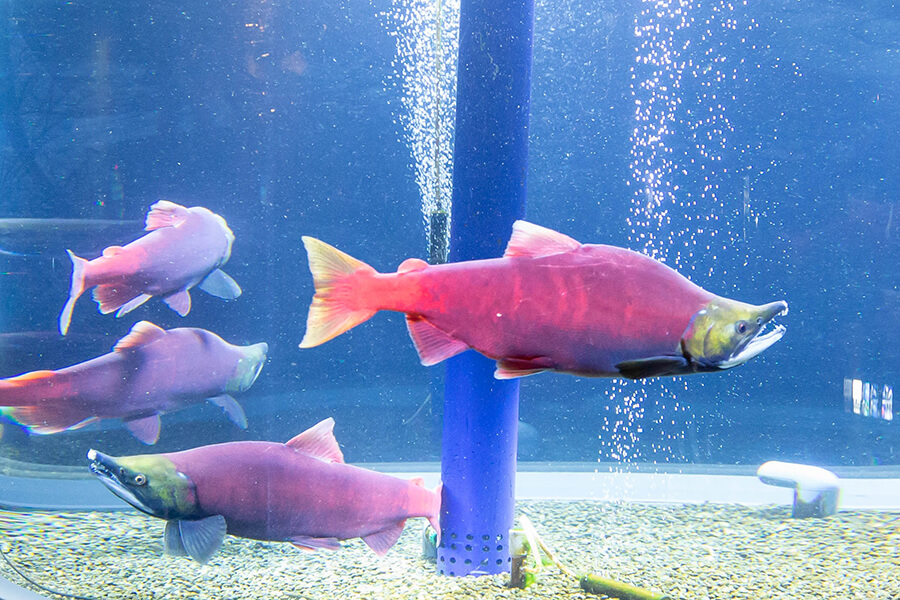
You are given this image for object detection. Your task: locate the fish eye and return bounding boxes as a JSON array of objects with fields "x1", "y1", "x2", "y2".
[
  {"x1": 756, "y1": 317, "x2": 762, "y2": 325},
  {"x1": 736, "y1": 320, "x2": 749, "y2": 334},
  {"x1": 134, "y1": 474, "x2": 147, "y2": 486}
]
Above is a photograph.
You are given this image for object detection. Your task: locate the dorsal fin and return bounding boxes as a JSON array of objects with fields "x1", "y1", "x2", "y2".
[
  {"x1": 397, "y1": 258, "x2": 429, "y2": 273},
  {"x1": 102, "y1": 246, "x2": 126, "y2": 258},
  {"x1": 114, "y1": 321, "x2": 167, "y2": 352},
  {"x1": 285, "y1": 417, "x2": 345, "y2": 463},
  {"x1": 145, "y1": 200, "x2": 190, "y2": 231},
  {"x1": 503, "y1": 221, "x2": 581, "y2": 258}
]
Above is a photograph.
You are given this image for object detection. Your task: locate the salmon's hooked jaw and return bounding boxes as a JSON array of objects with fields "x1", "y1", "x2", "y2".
[
  {"x1": 682, "y1": 299, "x2": 788, "y2": 371},
  {"x1": 87, "y1": 449, "x2": 199, "y2": 520}
]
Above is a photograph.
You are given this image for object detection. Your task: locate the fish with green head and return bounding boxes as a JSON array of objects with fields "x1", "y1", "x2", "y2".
[
  {"x1": 299, "y1": 220, "x2": 788, "y2": 379},
  {"x1": 677, "y1": 299, "x2": 788, "y2": 372},
  {"x1": 88, "y1": 418, "x2": 441, "y2": 564},
  {"x1": 0, "y1": 321, "x2": 268, "y2": 444}
]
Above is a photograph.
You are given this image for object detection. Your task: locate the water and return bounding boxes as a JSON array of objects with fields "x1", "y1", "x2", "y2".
[{"x1": 0, "y1": 0, "x2": 897, "y2": 597}]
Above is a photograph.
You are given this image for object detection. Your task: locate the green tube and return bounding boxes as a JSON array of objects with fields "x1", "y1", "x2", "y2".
[{"x1": 579, "y1": 574, "x2": 671, "y2": 600}]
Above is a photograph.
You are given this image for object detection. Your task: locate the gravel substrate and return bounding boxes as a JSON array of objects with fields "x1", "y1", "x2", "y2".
[{"x1": 0, "y1": 502, "x2": 898, "y2": 600}]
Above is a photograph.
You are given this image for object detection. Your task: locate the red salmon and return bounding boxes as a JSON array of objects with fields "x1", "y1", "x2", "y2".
[
  {"x1": 88, "y1": 418, "x2": 441, "y2": 564},
  {"x1": 59, "y1": 201, "x2": 241, "y2": 335},
  {"x1": 299, "y1": 221, "x2": 787, "y2": 379}
]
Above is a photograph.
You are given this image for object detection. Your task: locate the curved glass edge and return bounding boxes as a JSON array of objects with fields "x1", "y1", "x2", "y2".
[{"x1": 0, "y1": 575, "x2": 50, "y2": 600}]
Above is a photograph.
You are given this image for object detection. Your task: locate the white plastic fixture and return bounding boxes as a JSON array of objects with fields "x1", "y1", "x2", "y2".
[{"x1": 756, "y1": 461, "x2": 841, "y2": 518}]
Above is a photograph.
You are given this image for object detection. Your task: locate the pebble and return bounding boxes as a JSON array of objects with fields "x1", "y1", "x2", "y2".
[{"x1": 0, "y1": 502, "x2": 897, "y2": 599}]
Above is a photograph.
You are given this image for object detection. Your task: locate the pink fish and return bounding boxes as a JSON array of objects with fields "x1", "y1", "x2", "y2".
[
  {"x1": 299, "y1": 221, "x2": 788, "y2": 379},
  {"x1": 88, "y1": 418, "x2": 441, "y2": 564},
  {"x1": 59, "y1": 201, "x2": 241, "y2": 336},
  {"x1": 0, "y1": 321, "x2": 268, "y2": 444}
]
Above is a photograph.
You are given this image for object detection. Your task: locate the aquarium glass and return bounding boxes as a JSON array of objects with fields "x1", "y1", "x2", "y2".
[{"x1": 0, "y1": 0, "x2": 896, "y2": 598}]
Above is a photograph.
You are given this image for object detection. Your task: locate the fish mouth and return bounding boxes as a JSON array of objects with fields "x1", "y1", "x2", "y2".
[
  {"x1": 87, "y1": 449, "x2": 154, "y2": 515},
  {"x1": 719, "y1": 301, "x2": 788, "y2": 369}
]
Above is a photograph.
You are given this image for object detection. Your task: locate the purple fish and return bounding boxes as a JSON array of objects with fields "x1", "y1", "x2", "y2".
[
  {"x1": 0, "y1": 321, "x2": 267, "y2": 444},
  {"x1": 59, "y1": 201, "x2": 241, "y2": 336},
  {"x1": 88, "y1": 418, "x2": 441, "y2": 563}
]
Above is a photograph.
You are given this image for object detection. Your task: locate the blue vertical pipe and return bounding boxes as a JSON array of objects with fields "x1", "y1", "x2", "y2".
[{"x1": 437, "y1": 0, "x2": 534, "y2": 577}]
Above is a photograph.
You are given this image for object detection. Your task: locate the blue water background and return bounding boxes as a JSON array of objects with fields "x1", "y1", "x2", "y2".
[{"x1": 0, "y1": 0, "x2": 896, "y2": 467}]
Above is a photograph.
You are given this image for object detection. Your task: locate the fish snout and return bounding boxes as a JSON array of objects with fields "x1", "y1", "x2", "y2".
[
  {"x1": 87, "y1": 449, "x2": 122, "y2": 481},
  {"x1": 757, "y1": 300, "x2": 788, "y2": 324},
  {"x1": 87, "y1": 448, "x2": 113, "y2": 469}
]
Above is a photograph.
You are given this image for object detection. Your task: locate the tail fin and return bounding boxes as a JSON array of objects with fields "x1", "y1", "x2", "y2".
[
  {"x1": 411, "y1": 478, "x2": 442, "y2": 543},
  {"x1": 299, "y1": 237, "x2": 378, "y2": 348},
  {"x1": 429, "y1": 483, "x2": 442, "y2": 542},
  {"x1": 59, "y1": 250, "x2": 88, "y2": 336}
]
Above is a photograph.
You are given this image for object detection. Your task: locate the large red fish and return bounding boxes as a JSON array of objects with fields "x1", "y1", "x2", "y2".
[
  {"x1": 300, "y1": 221, "x2": 787, "y2": 379},
  {"x1": 59, "y1": 201, "x2": 241, "y2": 336},
  {"x1": 87, "y1": 418, "x2": 441, "y2": 564},
  {"x1": 0, "y1": 321, "x2": 267, "y2": 444}
]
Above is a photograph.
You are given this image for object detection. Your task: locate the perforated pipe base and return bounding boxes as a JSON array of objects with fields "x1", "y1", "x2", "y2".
[{"x1": 437, "y1": 529, "x2": 511, "y2": 576}]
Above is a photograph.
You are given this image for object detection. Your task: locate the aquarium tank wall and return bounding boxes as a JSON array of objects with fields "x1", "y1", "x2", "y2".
[{"x1": 0, "y1": 0, "x2": 896, "y2": 599}]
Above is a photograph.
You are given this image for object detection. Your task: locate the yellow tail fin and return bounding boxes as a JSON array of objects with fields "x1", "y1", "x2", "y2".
[{"x1": 299, "y1": 237, "x2": 377, "y2": 348}]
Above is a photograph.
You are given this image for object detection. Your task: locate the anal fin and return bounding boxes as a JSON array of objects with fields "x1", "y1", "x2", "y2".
[
  {"x1": 406, "y1": 317, "x2": 469, "y2": 367},
  {"x1": 123, "y1": 414, "x2": 161, "y2": 445},
  {"x1": 362, "y1": 521, "x2": 406, "y2": 556}
]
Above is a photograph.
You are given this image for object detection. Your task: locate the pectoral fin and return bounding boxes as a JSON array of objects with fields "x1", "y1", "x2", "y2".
[
  {"x1": 615, "y1": 356, "x2": 690, "y2": 380},
  {"x1": 123, "y1": 414, "x2": 161, "y2": 445},
  {"x1": 93, "y1": 284, "x2": 150, "y2": 316},
  {"x1": 164, "y1": 520, "x2": 188, "y2": 557},
  {"x1": 198, "y1": 269, "x2": 242, "y2": 300},
  {"x1": 208, "y1": 394, "x2": 247, "y2": 429},
  {"x1": 115, "y1": 293, "x2": 153, "y2": 317},
  {"x1": 165, "y1": 516, "x2": 227, "y2": 564}
]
